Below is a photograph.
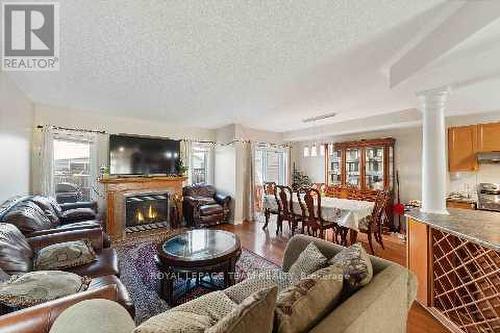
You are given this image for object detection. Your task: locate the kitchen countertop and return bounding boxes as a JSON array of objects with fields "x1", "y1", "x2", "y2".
[{"x1": 405, "y1": 208, "x2": 500, "y2": 251}]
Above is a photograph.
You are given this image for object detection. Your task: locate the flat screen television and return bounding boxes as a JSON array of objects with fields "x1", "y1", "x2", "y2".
[{"x1": 109, "y1": 135, "x2": 180, "y2": 175}]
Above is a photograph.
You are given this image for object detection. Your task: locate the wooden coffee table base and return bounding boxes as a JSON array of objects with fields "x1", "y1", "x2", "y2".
[{"x1": 155, "y1": 252, "x2": 240, "y2": 306}]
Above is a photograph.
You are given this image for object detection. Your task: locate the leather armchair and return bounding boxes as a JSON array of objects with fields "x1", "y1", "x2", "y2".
[
  {"x1": 183, "y1": 183, "x2": 231, "y2": 227},
  {"x1": 0, "y1": 284, "x2": 134, "y2": 333}
]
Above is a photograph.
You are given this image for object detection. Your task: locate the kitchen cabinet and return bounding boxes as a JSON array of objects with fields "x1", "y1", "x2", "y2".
[
  {"x1": 477, "y1": 122, "x2": 500, "y2": 152},
  {"x1": 448, "y1": 125, "x2": 478, "y2": 172}
]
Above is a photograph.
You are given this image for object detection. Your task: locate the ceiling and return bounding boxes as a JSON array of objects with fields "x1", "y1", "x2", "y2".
[{"x1": 6, "y1": 0, "x2": 500, "y2": 134}]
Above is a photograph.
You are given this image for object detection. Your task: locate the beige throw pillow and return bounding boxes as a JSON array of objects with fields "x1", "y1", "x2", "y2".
[
  {"x1": 34, "y1": 240, "x2": 96, "y2": 270},
  {"x1": 329, "y1": 243, "x2": 373, "y2": 292},
  {"x1": 0, "y1": 271, "x2": 90, "y2": 308},
  {"x1": 287, "y1": 242, "x2": 327, "y2": 279},
  {"x1": 207, "y1": 286, "x2": 278, "y2": 333},
  {"x1": 275, "y1": 263, "x2": 344, "y2": 333}
]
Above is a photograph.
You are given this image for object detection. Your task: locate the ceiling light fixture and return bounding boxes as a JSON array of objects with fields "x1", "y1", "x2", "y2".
[{"x1": 302, "y1": 112, "x2": 337, "y2": 123}]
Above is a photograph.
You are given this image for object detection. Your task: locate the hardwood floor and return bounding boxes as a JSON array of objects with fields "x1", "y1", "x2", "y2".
[{"x1": 216, "y1": 219, "x2": 450, "y2": 333}]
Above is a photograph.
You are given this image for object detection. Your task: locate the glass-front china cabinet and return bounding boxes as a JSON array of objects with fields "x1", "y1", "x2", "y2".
[{"x1": 326, "y1": 138, "x2": 395, "y2": 191}]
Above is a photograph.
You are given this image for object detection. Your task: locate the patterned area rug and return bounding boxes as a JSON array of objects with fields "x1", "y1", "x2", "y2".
[{"x1": 114, "y1": 230, "x2": 279, "y2": 323}]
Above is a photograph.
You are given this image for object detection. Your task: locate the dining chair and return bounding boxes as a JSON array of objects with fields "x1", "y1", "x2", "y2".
[
  {"x1": 276, "y1": 185, "x2": 294, "y2": 235},
  {"x1": 297, "y1": 187, "x2": 340, "y2": 241},
  {"x1": 359, "y1": 190, "x2": 390, "y2": 254},
  {"x1": 262, "y1": 182, "x2": 278, "y2": 231}
]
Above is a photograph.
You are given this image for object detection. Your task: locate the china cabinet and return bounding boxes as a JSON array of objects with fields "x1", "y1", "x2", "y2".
[{"x1": 326, "y1": 138, "x2": 395, "y2": 191}]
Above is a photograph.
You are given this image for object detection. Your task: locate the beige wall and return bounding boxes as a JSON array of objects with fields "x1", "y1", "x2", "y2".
[
  {"x1": 0, "y1": 74, "x2": 34, "y2": 202},
  {"x1": 292, "y1": 127, "x2": 422, "y2": 203}
]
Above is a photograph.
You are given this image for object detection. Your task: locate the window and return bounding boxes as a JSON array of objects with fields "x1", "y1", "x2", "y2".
[
  {"x1": 53, "y1": 138, "x2": 92, "y2": 202},
  {"x1": 191, "y1": 143, "x2": 212, "y2": 184},
  {"x1": 255, "y1": 148, "x2": 288, "y2": 185}
]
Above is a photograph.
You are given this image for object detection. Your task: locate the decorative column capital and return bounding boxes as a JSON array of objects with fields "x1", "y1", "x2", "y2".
[{"x1": 417, "y1": 86, "x2": 451, "y2": 113}]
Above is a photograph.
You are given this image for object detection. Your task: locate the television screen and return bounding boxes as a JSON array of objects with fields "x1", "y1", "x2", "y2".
[{"x1": 109, "y1": 135, "x2": 180, "y2": 175}]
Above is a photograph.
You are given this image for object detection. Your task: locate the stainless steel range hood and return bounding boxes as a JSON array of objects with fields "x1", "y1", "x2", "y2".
[{"x1": 477, "y1": 152, "x2": 500, "y2": 163}]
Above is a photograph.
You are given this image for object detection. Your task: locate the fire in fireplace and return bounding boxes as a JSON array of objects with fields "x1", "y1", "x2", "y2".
[{"x1": 125, "y1": 193, "x2": 169, "y2": 230}]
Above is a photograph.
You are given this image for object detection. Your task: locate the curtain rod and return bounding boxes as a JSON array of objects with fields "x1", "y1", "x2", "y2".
[{"x1": 36, "y1": 125, "x2": 107, "y2": 134}]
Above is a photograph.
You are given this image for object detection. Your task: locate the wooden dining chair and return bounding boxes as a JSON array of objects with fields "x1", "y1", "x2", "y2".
[
  {"x1": 297, "y1": 187, "x2": 339, "y2": 241},
  {"x1": 359, "y1": 190, "x2": 390, "y2": 254},
  {"x1": 276, "y1": 185, "x2": 294, "y2": 235},
  {"x1": 262, "y1": 182, "x2": 278, "y2": 231}
]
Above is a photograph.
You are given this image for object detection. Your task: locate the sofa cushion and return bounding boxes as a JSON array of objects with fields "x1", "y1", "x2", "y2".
[
  {"x1": 173, "y1": 290, "x2": 236, "y2": 321},
  {"x1": 0, "y1": 224, "x2": 33, "y2": 274},
  {"x1": 34, "y1": 240, "x2": 96, "y2": 270},
  {"x1": 66, "y1": 248, "x2": 119, "y2": 278},
  {"x1": 60, "y1": 208, "x2": 97, "y2": 222},
  {"x1": 287, "y1": 242, "x2": 327, "y2": 279},
  {"x1": 3, "y1": 201, "x2": 55, "y2": 234},
  {"x1": 50, "y1": 299, "x2": 136, "y2": 333},
  {"x1": 275, "y1": 263, "x2": 344, "y2": 333},
  {"x1": 329, "y1": 243, "x2": 373, "y2": 293},
  {"x1": 207, "y1": 286, "x2": 277, "y2": 333},
  {"x1": 192, "y1": 196, "x2": 217, "y2": 205},
  {"x1": 199, "y1": 204, "x2": 223, "y2": 216},
  {"x1": 134, "y1": 311, "x2": 213, "y2": 333},
  {"x1": 224, "y1": 270, "x2": 293, "y2": 304},
  {"x1": 0, "y1": 270, "x2": 90, "y2": 308},
  {"x1": 29, "y1": 196, "x2": 62, "y2": 224}
]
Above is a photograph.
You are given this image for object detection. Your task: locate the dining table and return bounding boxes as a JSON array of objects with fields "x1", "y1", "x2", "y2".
[{"x1": 262, "y1": 194, "x2": 375, "y2": 242}]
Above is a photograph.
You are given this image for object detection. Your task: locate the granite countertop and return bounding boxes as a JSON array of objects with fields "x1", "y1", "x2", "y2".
[{"x1": 405, "y1": 208, "x2": 500, "y2": 251}]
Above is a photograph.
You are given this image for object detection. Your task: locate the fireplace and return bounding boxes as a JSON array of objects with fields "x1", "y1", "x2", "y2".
[{"x1": 125, "y1": 192, "x2": 169, "y2": 232}]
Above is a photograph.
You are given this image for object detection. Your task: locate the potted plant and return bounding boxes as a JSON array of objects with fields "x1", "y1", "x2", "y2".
[{"x1": 175, "y1": 158, "x2": 188, "y2": 176}]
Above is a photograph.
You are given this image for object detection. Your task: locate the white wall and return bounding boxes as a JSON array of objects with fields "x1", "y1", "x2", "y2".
[
  {"x1": 35, "y1": 104, "x2": 216, "y2": 141},
  {"x1": 0, "y1": 73, "x2": 34, "y2": 202}
]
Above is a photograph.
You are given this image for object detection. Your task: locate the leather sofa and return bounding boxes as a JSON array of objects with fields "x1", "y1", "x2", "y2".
[
  {"x1": 0, "y1": 195, "x2": 111, "y2": 247},
  {"x1": 182, "y1": 183, "x2": 231, "y2": 227},
  {"x1": 0, "y1": 225, "x2": 134, "y2": 316}
]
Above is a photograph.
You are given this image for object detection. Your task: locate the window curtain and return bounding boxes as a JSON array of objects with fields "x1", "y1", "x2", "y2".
[
  {"x1": 34, "y1": 126, "x2": 55, "y2": 197},
  {"x1": 180, "y1": 139, "x2": 192, "y2": 184},
  {"x1": 245, "y1": 142, "x2": 257, "y2": 222}
]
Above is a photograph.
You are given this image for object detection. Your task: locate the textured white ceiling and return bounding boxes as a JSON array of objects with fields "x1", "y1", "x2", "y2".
[{"x1": 7, "y1": 0, "x2": 498, "y2": 133}]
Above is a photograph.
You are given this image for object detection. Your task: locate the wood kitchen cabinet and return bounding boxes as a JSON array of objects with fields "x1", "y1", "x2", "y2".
[
  {"x1": 477, "y1": 122, "x2": 500, "y2": 152},
  {"x1": 448, "y1": 125, "x2": 478, "y2": 172}
]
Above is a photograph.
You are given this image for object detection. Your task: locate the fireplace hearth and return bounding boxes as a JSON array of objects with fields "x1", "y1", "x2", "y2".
[{"x1": 125, "y1": 192, "x2": 169, "y2": 233}]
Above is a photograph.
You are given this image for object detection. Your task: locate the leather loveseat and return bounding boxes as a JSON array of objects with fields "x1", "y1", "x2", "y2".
[
  {"x1": 0, "y1": 195, "x2": 111, "y2": 247},
  {"x1": 0, "y1": 225, "x2": 134, "y2": 316},
  {"x1": 182, "y1": 183, "x2": 231, "y2": 227}
]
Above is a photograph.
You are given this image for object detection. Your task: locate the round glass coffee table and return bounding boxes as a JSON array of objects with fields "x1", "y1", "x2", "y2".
[{"x1": 156, "y1": 229, "x2": 241, "y2": 305}]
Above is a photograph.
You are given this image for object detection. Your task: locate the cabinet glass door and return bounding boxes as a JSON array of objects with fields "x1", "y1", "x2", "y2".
[
  {"x1": 365, "y1": 147, "x2": 384, "y2": 190},
  {"x1": 345, "y1": 148, "x2": 360, "y2": 188},
  {"x1": 328, "y1": 145, "x2": 342, "y2": 185}
]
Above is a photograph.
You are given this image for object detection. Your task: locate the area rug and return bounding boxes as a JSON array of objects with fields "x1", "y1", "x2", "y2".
[{"x1": 114, "y1": 233, "x2": 280, "y2": 324}]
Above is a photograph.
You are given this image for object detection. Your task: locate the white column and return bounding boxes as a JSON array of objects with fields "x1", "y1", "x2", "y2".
[{"x1": 418, "y1": 86, "x2": 450, "y2": 214}]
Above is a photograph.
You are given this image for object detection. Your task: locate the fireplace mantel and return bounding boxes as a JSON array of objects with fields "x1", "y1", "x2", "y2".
[{"x1": 100, "y1": 176, "x2": 187, "y2": 239}]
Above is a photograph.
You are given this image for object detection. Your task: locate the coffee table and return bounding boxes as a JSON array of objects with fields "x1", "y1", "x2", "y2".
[{"x1": 156, "y1": 229, "x2": 241, "y2": 305}]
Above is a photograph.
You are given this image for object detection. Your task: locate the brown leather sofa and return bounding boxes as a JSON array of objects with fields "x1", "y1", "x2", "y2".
[
  {"x1": 183, "y1": 183, "x2": 231, "y2": 227},
  {"x1": 0, "y1": 225, "x2": 134, "y2": 316},
  {"x1": 0, "y1": 195, "x2": 111, "y2": 247},
  {"x1": 0, "y1": 285, "x2": 133, "y2": 333}
]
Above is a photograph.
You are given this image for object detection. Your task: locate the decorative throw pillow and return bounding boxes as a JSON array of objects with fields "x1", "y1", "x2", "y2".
[
  {"x1": 0, "y1": 224, "x2": 33, "y2": 275},
  {"x1": 275, "y1": 263, "x2": 344, "y2": 333},
  {"x1": 3, "y1": 201, "x2": 54, "y2": 233},
  {"x1": 34, "y1": 240, "x2": 96, "y2": 270},
  {"x1": 173, "y1": 291, "x2": 236, "y2": 321},
  {"x1": 0, "y1": 271, "x2": 90, "y2": 308},
  {"x1": 287, "y1": 242, "x2": 327, "y2": 279},
  {"x1": 61, "y1": 208, "x2": 96, "y2": 222},
  {"x1": 207, "y1": 286, "x2": 278, "y2": 333},
  {"x1": 329, "y1": 243, "x2": 373, "y2": 292}
]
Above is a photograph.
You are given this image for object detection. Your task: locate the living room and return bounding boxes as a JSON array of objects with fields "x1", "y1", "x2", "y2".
[{"x1": 1, "y1": 1, "x2": 500, "y2": 333}]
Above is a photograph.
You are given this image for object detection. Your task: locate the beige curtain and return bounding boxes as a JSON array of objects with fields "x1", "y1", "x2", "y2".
[
  {"x1": 245, "y1": 142, "x2": 257, "y2": 222},
  {"x1": 32, "y1": 126, "x2": 55, "y2": 197},
  {"x1": 180, "y1": 139, "x2": 192, "y2": 184}
]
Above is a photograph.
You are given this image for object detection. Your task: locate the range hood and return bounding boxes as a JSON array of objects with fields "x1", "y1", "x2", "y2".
[{"x1": 477, "y1": 152, "x2": 500, "y2": 163}]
